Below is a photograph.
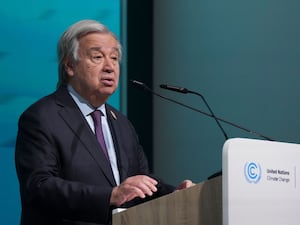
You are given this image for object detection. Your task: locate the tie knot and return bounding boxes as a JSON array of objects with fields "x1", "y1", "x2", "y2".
[{"x1": 91, "y1": 110, "x2": 103, "y2": 125}]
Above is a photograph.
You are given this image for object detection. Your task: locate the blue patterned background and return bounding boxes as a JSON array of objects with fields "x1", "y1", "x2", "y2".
[{"x1": 0, "y1": 1, "x2": 120, "y2": 224}]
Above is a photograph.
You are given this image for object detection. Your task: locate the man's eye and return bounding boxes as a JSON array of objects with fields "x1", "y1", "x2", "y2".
[
  {"x1": 91, "y1": 55, "x2": 103, "y2": 63},
  {"x1": 94, "y1": 55, "x2": 102, "y2": 59}
]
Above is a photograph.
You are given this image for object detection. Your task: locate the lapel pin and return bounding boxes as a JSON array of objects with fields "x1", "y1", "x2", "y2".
[{"x1": 110, "y1": 110, "x2": 117, "y2": 120}]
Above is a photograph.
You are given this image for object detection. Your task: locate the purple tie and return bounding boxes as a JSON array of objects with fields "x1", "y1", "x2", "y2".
[{"x1": 91, "y1": 110, "x2": 109, "y2": 160}]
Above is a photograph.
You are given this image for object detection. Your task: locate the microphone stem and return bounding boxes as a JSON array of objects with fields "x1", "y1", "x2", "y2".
[
  {"x1": 189, "y1": 91, "x2": 229, "y2": 140},
  {"x1": 132, "y1": 80, "x2": 275, "y2": 142},
  {"x1": 215, "y1": 115, "x2": 274, "y2": 141},
  {"x1": 151, "y1": 87, "x2": 274, "y2": 141}
]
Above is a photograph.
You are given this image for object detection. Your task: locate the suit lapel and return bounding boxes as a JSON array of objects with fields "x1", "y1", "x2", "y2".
[
  {"x1": 106, "y1": 106, "x2": 129, "y2": 182},
  {"x1": 55, "y1": 87, "x2": 116, "y2": 186}
]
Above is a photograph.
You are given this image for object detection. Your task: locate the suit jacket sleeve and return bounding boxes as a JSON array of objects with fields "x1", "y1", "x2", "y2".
[{"x1": 106, "y1": 104, "x2": 176, "y2": 208}]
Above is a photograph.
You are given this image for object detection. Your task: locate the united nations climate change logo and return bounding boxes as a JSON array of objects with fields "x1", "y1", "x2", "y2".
[{"x1": 244, "y1": 162, "x2": 262, "y2": 184}]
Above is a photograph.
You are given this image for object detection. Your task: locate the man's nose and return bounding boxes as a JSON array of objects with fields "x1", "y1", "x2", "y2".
[{"x1": 103, "y1": 57, "x2": 114, "y2": 72}]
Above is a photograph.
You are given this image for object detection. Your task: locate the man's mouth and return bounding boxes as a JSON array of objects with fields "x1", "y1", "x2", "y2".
[{"x1": 102, "y1": 77, "x2": 114, "y2": 86}]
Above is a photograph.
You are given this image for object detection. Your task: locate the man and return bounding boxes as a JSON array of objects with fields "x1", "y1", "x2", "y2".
[{"x1": 15, "y1": 20, "x2": 194, "y2": 225}]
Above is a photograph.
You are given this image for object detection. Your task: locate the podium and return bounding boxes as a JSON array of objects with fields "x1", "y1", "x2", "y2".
[
  {"x1": 113, "y1": 138, "x2": 300, "y2": 225},
  {"x1": 113, "y1": 175, "x2": 222, "y2": 225},
  {"x1": 223, "y1": 138, "x2": 300, "y2": 225}
]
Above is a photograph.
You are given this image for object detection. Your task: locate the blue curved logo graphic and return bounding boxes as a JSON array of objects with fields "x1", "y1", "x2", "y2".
[{"x1": 244, "y1": 162, "x2": 262, "y2": 184}]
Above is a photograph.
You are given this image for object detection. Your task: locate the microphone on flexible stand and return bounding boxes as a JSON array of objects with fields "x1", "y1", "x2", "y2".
[
  {"x1": 131, "y1": 80, "x2": 275, "y2": 179},
  {"x1": 160, "y1": 84, "x2": 229, "y2": 140},
  {"x1": 130, "y1": 80, "x2": 215, "y2": 122},
  {"x1": 131, "y1": 80, "x2": 275, "y2": 141}
]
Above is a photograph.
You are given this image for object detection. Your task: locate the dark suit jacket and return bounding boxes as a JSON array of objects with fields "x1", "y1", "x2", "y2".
[{"x1": 15, "y1": 86, "x2": 174, "y2": 225}]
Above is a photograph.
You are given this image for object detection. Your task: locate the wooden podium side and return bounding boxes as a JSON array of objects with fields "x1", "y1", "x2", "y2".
[{"x1": 113, "y1": 176, "x2": 222, "y2": 225}]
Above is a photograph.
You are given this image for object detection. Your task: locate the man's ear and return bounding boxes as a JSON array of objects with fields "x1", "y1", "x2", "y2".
[{"x1": 64, "y1": 59, "x2": 75, "y2": 76}]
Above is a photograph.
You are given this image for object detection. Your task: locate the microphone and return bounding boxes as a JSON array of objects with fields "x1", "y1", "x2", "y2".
[
  {"x1": 131, "y1": 80, "x2": 275, "y2": 141},
  {"x1": 131, "y1": 80, "x2": 215, "y2": 119},
  {"x1": 131, "y1": 80, "x2": 148, "y2": 90},
  {"x1": 159, "y1": 84, "x2": 189, "y2": 94},
  {"x1": 160, "y1": 84, "x2": 229, "y2": 140}
]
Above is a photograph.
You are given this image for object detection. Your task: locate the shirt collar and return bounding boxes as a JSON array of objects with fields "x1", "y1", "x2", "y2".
[{"x1": 67, "y1": 84, "x2": 106, "y2": 117}]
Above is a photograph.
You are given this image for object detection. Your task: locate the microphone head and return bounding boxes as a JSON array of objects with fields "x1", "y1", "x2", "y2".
[
  {"x1": 130, "y1": 79, "x2": 145, "y2": 87},
  {"x1": 130, "y1": 80, "x2": 153, "y2": 92},
  {"x1": 160, "y1": 84, "x2": 189, "y2": 94}
]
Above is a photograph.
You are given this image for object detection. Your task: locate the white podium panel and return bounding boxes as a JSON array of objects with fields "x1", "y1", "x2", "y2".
[{"x1": 223, "y1": 138, "x2": 300, "y2": 225}]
